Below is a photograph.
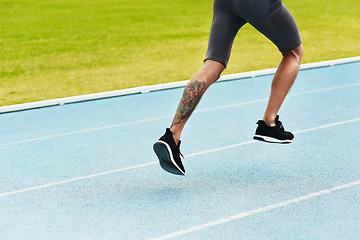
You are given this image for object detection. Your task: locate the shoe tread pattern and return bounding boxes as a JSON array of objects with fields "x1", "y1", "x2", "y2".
[{"x1": 153, "y1": 142, "x2": 184, "y2": 175}]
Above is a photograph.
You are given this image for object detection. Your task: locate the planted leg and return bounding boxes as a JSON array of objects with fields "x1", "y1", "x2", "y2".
[{"x1": 263, "y1": 44, "x2": 304, "y2": 126}]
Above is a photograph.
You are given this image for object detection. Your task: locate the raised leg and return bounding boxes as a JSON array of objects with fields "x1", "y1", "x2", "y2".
[{"x1": 170, "y1": 60, "x2": 225, "y2": 144}]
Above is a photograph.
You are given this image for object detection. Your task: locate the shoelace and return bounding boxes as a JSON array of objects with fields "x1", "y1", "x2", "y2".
[
  {"x1": 276, "y1": 120, "x2": 293, "y2": 137},
  {"x1": 279, "y1": 123, "x2": 284, "y2": 131},
  {"x1": 276, "y1": 120, "x2": 285, "y2": 132}
]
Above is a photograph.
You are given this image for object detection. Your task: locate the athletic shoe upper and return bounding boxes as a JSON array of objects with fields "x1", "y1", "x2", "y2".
[
  {"x1": 253, "y1": 115, "x2": 294, "y2": 143},
  {"x1": 153, "y1": 128, "x2": 185, "y2": 175}
]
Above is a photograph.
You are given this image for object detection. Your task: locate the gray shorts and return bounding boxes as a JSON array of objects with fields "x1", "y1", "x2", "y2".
[{"x1": 205, "y1": 0, "x2": 302, "y2": 67}]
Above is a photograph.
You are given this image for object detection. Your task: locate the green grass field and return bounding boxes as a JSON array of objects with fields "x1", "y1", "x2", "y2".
[{"x1": 1, "y1": 0, "x2": 359, "y2": 106}]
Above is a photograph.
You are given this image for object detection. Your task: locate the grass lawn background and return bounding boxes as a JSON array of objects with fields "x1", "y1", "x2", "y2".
[{"x1": 0, "y1": 0, "x2": 359, "y2": 106}]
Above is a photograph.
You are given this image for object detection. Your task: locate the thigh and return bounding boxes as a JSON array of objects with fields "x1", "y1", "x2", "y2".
[
  {"x1": 204, "y1": 7, "x2": 246, "y2": 67},
  {"x1": 241, "y1": 0, "x2": 302, "y2": 51}
]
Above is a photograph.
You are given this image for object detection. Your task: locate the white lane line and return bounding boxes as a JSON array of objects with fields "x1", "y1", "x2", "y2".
[
  {"x1": 1, "y1": 83, "x2": 359, "y2": 147},
  {"x1": 197, "y1": 83, "x2": 360, "y2": 114},
  {"x1": 150, "y1": 179, "x2": 360, "y2": 240},
  {"x1": 294, "y1": 118, "x2": 360, "y2": 134},
  {"x1": 0, "y1": 116, "x2": 172, "y2": 147},
  {"x1": 0, "y1": 162, "x2": 157, "y2": 198},
  {"x1": 0, "y1": 117, "x2": 359, "y2": 198},
  {"x1": 185, "y1": 140, "x2": 257, "y2": 158},
  {"x1": 289, "y1": 83, "x2": 360, "y2": 97},
  {"x1": 185, "y1": 118, "x2": 360, "y2": 159}
]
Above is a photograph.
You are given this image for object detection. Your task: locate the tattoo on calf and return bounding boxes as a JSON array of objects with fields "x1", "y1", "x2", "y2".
[{"x1": 171, "y1": 80, "x2": 206, "y2": 127}]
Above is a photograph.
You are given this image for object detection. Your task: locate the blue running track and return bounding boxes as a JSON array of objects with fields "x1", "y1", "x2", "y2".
[{"x1": 1, "y1": 61, "x2": 360, "y2": 239}]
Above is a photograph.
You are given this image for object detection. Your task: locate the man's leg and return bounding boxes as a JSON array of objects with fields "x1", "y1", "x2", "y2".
[
  {"x1": 153, "y1": 1, "x2": 242, "y2": 175},
  {"x1": 170, "y1": 60, "x2": 225, "y2": 144},
  {"x1": 263, "y1": 44, "x2": 304, "y2": 126},
  {"x1": 253, "y1": 44, "x2": 304, "y2": 143},
  {"x1": 153, "y1": 60, "x2": 225, "y2": 175}
]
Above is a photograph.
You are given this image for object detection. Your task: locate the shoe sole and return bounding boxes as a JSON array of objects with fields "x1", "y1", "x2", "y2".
[
  {"x1": 253, "y1": 135, "x2": 294, "y2": 144},
  {"x1": 153, "y1": 140, "x2": 185, "y2": 175}
]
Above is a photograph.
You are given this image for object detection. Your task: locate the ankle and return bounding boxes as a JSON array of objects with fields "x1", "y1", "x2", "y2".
[
  {"x1": 173, "y1": 136, "x2": 180, "y2": 145},
  {"x1": 263, "y1": 116, "x2": 276, "y2": 127},
  {"x1": 169, "y1": 128, "x2": 180, "y2": 145}
]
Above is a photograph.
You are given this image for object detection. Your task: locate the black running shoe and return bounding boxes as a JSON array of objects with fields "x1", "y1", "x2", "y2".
[
  {"x1": 253, "y1": 115, "x2": 294, "y2": 143},
  {"x1": 153, "y1": 128, "x2": 185, "y2": 175}
]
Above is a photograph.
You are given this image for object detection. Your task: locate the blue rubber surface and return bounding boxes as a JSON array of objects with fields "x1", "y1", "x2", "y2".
[{"x1": 1, "y1": 62, "x2": 360, "y2": 239}]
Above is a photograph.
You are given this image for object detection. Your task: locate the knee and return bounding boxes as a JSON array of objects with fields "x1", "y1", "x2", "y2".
[
  {"x1": 199, "y1": 60, "x2": 226, "y2": 85},
  {"x1": 286, "y1": 44, "x2": 304, "y2": 64},
  {"x1": 294, "y1": 44, "x2": 304, "y2": 62}
]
